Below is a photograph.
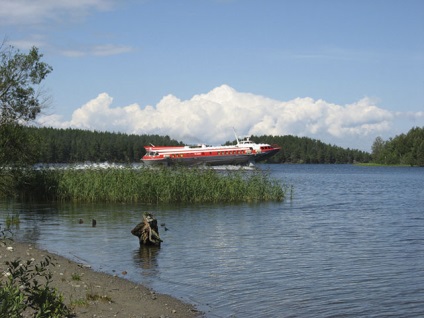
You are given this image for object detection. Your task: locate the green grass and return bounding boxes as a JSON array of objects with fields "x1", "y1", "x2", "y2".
[
  {"x1": 70, "y1": 292, "x2": 112, "y2": 308},
  {"x1": 4, "y1": 166, "x2": 287, "y2": 203},
  {"x1": 5, "y1": 213, "x2": 20, "y2": 228},
  {"x1": 85, "y1": 293, "x2": 112, "y2": 302},
  {"x1": 69, "y1": 298, "x2": 89, "y2": 307}
]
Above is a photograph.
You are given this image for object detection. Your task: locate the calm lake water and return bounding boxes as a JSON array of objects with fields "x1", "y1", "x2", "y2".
[{"x1": 1, "y1": 164, "x2": 423, "y2": 317}]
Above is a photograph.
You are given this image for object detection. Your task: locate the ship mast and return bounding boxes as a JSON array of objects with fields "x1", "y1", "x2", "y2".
[{"x1": 233, "y1": 127, "x2": 240, "y2": 145}]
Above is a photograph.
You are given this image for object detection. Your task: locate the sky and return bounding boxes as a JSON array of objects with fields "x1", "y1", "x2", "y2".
[{"x1": 1, "y1": 0, "x2": 423, "y2": 151}]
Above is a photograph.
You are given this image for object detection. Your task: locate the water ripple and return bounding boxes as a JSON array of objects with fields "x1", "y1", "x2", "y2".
[{"x1": 2, "y1": 165, "x2": 424, "y2": 317}]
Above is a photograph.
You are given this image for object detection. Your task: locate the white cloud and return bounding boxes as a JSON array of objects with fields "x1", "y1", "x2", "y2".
[
  {"x1": 8, "y1": 35, "x2": 48, "y2": 50},
  {"x1": 0, "y1": 0, "x2": 114, "y2": 25},
  {"x1": 61, "y1": 44, "x2": 133, "y2": 57},
  {"x1": 90, "y1": 44, "x2": 133, "y2": 56},
  {"x1": 1, "y1": 0, "x2": 133, "y2": 57},
  {"x1": 37, "y1": 85, "x2": 423, "y2": 151}
]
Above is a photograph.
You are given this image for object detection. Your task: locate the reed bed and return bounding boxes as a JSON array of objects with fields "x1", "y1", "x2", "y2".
[{"x1": 11, "y1": 166, "x2": 286, "y2": 203}]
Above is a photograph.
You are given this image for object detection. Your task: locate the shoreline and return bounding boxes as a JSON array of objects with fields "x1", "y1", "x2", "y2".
[{"x1": 1, "y1": 240, "x2": 203, "y2": 318}]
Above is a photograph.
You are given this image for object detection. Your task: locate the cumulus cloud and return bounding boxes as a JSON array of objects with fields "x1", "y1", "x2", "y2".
[{"x1": 37, "y1": 85, "x2": 422, "y2": 150}]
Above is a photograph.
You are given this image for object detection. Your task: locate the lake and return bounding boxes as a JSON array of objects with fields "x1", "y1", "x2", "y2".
[{"x1": 1, "y1": 164, "x2": 423, "y2": 317}]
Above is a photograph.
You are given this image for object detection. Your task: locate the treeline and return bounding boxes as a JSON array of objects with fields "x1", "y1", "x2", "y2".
[
  {"x1": 20, "y1": 125, "x2": 424, "y2": 166},
  {"x1": 371, "y1": 126, "x2": 424, "y2": 166},
  {"x1": 225, "y1": 135, "x2": 371, "y2": 164},
  {"x1": 24, "y1": 126, "x2": 182, "y2": 163},
  {"x1": 24, "y1": 126, "x2": 371, "y2": 164},
  {"x1": 247, "y1": 135, "x2": 372, "y2": 164}
]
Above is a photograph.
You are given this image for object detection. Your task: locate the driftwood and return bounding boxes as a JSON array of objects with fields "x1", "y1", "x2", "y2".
[{"x1": 131, "y1": 212, "x2": 163, "y2": 246}]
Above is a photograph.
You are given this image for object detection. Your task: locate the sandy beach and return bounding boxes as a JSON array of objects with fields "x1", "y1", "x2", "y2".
[{"x1": 1, "y1": 240, "x2": 203, "y2": 318}]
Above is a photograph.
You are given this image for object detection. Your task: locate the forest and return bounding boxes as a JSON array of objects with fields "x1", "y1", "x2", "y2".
[
  {"x1": 21, "y1": 126, "x2": 372, "y2": 164},
  {"x1": 240, "y1": 135, "x2": 371, "y2": 164},
  {"x1": 8, "y1": 126, "x2": 422, "y2": 166},
  {"x1": 370, "y1": 126, "x2": 424, "y2": 166},
  {"x1": 22, "y1": 126, "x2": 183, "y2": 163}
]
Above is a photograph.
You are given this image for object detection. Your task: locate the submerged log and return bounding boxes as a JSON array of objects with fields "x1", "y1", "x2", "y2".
[{"x1": 131, "y1": 212, "x2": 163, "y2": 246}]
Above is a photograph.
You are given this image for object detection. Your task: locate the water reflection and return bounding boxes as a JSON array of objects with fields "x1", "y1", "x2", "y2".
[
  {"x1": 20, "y1": 224, "x2": 40, "y2": 243},
  {"x1": 133, "y1": 245, "x2": 161, "y2": 277},
  {"x1": 1, "y1": 165, "x2": 424, "y2": 318}
]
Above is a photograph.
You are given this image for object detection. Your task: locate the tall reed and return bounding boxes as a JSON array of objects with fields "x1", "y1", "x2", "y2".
[{"x1": 12, "y1": 166, "x2": 286, "y2": 203}]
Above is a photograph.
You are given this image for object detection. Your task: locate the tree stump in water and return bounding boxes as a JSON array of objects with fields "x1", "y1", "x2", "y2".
[{"x1": 131, "y1": 212, "x2": 163, "y2": 246}]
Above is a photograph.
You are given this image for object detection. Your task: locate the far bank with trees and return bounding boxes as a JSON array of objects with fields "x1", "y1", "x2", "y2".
[
  {"x1": 371, "y1": 127, "x2": 424, "y2": 166},
  {"x1": 1, "y1": 41, "x2": 423, "y2": 175}
]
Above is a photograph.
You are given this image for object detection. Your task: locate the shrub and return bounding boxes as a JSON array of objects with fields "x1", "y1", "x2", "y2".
[{"x1": 0, "y1": 255, "x2": 72, "y2": 317}]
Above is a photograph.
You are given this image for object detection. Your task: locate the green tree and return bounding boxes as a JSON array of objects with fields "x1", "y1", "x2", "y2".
[
  {"x1": 1, "y1": 42, "x2": 52, "y2": 125},
  {"x1": 371, "y1": 136, "x2": 385, "y2": 163},
  {"x1": 416, "y1": 140, "x2": 424, "y2": 167},
  {"x1": 0, "y1": 41, "x2": 52, "y2": 195},
  {"x1": 370, "y1": 127, "x2": 424, "y2": 166}
]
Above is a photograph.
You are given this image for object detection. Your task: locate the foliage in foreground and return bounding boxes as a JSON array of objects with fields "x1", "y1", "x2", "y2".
[
  {"x1": 0, "y1": 230, "x2": 71, "y2": 318},
  {"x1": 0, "y1": 257, "x2": 72, "y2": 318},
  {"x1": 1, "y1": 41, "x2": 52, "y2": 198},
  {"x1": 4, "y1": 167, "x2": 286, "y2": 203},
  {"x1": 0, "y1": 43, "x2": 52, "y2": 126}
]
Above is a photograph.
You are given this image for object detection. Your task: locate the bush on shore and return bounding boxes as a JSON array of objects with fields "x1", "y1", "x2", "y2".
[{"x1": 0, "y1": 230, "x2": 71, "y2": 317}]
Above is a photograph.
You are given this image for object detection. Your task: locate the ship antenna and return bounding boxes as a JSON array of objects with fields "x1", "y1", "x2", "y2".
[{"x1": 233, "y1": 127, "x2": 240, "y2": 145}]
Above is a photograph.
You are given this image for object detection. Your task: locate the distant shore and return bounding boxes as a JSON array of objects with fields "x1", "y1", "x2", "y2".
[{"x1": 1, "y1": 240, "x2": 203, "y2": 318}]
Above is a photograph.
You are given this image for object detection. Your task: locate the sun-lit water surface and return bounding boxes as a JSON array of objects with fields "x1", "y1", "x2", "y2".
[{"x1": 1, "y1": 164, "x2": 423, "y2": 317}]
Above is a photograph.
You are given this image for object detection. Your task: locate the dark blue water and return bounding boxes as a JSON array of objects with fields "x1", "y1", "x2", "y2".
[{"x1": 1, "y1": 165, "x2": 423, "y2": 317}]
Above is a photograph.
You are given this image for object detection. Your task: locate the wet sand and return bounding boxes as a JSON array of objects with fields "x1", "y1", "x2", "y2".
[{"x1": 1, "y1": 240, "x2": 203, "y2": 318}]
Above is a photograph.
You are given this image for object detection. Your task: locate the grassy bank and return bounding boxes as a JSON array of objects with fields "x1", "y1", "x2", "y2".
[{"x1": 2, "y1": 166, "x2": 286, "y2": 203}]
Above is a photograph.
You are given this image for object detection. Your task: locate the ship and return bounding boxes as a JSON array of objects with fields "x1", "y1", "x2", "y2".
[{"x1": 141, "y1": 134, "x2": 280, "y2": 166}]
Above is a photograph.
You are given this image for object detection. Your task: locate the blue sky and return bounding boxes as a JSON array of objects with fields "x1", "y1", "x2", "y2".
[{"x1": 1, "y1": 0, "x2": 423, "y2": 151}]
